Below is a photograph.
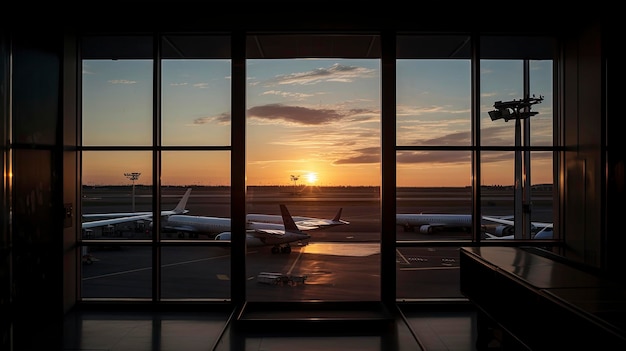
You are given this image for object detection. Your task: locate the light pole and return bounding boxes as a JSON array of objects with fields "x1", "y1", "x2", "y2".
[
  {"x1": 290, "y1": 175, "x2": 300, "y2": 194},
  {"x1": 124, "y1": 172, "x2": 141, "y2": 212},
  {"x1": 488, "y1": 95, "x2": 543, "y2": 239}
]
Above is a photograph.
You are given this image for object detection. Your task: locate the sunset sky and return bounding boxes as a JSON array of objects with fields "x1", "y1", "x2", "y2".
[{"x1": 82, "y1": 58, "x2": 553, "y2": 187}]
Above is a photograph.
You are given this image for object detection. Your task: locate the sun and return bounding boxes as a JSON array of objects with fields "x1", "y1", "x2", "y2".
[{"x1": 305, "y1": 172, "x2": 318, "y2": 184}]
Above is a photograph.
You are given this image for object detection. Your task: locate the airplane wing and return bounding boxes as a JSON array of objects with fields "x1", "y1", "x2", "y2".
[
  {"x1": 481, "y1": 216, "x2": 513, "y2": 226},
  {"x1": 482, "y1": 216, "x2": 552, "y2": 228},
  {"x1": 248, "y1": 204, "x2": 310, "y2": 240},
  {"x1": 482, "y1": 216, "x2": 553, "y2": 239},
  {"x1": 245, "y1": 207, "x2": 349, "y2": 230},
  {"x1": 293, "y1": 208, "x2": 350, "y2": 227},
  {"x1": 215, "y1": 205, "x2": 311, "y2": 254},
  {"x1": 484, "y1": 232, "x2": 514, "y2": 240},
  {"x1": 292, "y1": 218, "x2": 349, "y2": 228},
  {"x1": 293, "y1": 220, "x2": 328, "y2": 228},
  {"x1": 82, "y1": 214, "x2": 153, "y2": 229},
  {"x1": 250, "y1": 228, "x2": 290, "y2": 238}
]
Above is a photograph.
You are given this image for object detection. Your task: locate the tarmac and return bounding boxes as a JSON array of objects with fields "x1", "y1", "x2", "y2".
[{"x1": 80, "y1": 185, "x2": 553, "y2": 301}]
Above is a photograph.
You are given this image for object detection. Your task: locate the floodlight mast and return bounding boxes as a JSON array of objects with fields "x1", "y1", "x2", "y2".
[
  {"x1": 290, "y1": 174, "x2": 300, "y2": 194},
  {"x1": 488, "y1": 95, "x2": 543, "y2": 239},
  {"x1": 124, "y1": 172, "x2": 141, "y2": 212}
]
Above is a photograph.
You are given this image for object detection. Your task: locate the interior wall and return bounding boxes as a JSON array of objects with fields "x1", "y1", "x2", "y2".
[
  {"x1": 0, "y1": 29, "x2": 10, "y2": 351},
  {"x1": 562, "y1": 23, "x2": 604, "y2": 268},
  {"x1": 10, "y1": 31, "x2": 64, "y2": 349},
  {"x1": 604, "y1": 25, "x2": 622, "y2": 280}
]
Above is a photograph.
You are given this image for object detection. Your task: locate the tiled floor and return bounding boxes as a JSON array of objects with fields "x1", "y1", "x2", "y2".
[{"x1": 24, "y1": 303, "x2": 480, "y2": 350}]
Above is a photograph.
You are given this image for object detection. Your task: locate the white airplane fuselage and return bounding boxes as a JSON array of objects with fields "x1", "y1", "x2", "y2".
[
  {"x1": 160, "y1": 214, "x2": 314, "y2": 237},
  {"x1": 396, "y1": 213, "x2": 472, "y2": 233}
]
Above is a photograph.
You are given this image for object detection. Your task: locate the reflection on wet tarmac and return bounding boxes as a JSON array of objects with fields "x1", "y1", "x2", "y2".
[{"x1": 302, "y1": 243, "x2": 380, "y2": 256}]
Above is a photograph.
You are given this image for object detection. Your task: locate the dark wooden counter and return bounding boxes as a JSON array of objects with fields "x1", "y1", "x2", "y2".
[{"x1": 460, "y1": 246, "x2": 626, "y2": 350}]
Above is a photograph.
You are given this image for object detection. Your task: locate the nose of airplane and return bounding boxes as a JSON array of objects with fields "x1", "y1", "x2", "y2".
[{"x1": 215, "y1": 232, "x2": 231, "y2": 240}]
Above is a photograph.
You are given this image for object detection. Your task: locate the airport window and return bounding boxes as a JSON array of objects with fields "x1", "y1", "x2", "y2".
[
  {"x1": 81, "y1": 42, "x2": 156, "y2": 298},
  {"x1": 479, "y1": 36, "x2": 555, "y2": 241},
  {"x1": 245, "y1": 43, "x2": 382, "y2": 301},
  {"x1": 80, "y1": 35, "x2": 232, "y2": 301},
  {"x1": 79, "y1": 33, "x2": 558, "y2": 303},
  {"x1": 395, "y1": 35, "x2": 472, "y2": 300},
  {"x1": 395, "y1": 34, "x2": 557, "y2": 300}
]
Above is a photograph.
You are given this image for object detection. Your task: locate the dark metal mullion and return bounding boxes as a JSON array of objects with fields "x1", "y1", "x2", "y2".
[
  {"x1": 76, "y1": 34, "x2": 84, "y2": 300},
  {"x1": 152, "y1": 33, "x2": 163, "y2": 303},
  {"x1": 230, "y1": 31, "x2": 246, "y2": 306},
  {"x1": 523, "y1": 60, "x2": 532, "y2": 238},
  {"x1": 472, "y1": 33, "x2": 482, "y2": 242},
  {"x1": 381, "y1": 30, "x2": 396, "y2": 305},
  {"x1": 79, "y1": 145, "x2": 231, "y2": 151},
  {"x1": 396, "y1": 145, "x2": 473, "y2": 151}
]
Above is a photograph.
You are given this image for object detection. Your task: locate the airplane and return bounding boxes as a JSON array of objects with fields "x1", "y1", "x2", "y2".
[
  {"x1": 396, "y1": 212, "x2": 553, "y2": 239},
  {"x1": 246, "y1": 207, "x2": 349, "y2": 229},
  {"x1": 396, "y1": 213, "x2": 473, "y2": 233},
  {"x1": 81, "y1": 188, "x2": 192, "y2": 220},
  {"x1": 482, "y1": 215, "x2": 553, "y2": 239},
  {"x1": 159, "y1": 207, "x2": 348, "y2": 239},
  {"x1": 81, "y1": 188, "x2": 192, "y2": 231},
  {"x1": 82, "y1": 213, "x2": 154, "y2": 230},
  {"x1": 213, "y1": 204, "x2": 311, "y2": 254}
]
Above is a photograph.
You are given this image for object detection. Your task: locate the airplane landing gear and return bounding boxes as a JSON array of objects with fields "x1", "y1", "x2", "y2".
[{"x1": 271, "y1": 245, "x2": 292, "y2": 254}]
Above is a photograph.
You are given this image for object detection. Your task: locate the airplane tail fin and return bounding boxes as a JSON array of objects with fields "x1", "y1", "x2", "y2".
[
  {"x1": 332, "y1": 208, "x2": 350, "y2": 225},
  {"x1": 172, "y1": 188, "x2": 192, "y2": 214},
  {"x1": 332, "y1": 208, "x2": 343, "y2": 222},
  {"x1": 280, "y1": 204, "x2": 303, "y2": 233}
]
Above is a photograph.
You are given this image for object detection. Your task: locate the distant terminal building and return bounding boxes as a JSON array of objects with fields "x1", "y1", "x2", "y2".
[{"x1": 480, "y1": 184, "x2": 553, "y2": 191}]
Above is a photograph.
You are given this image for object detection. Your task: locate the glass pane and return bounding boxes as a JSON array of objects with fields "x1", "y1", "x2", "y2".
[
  {"x1": 160, "y1": 151, "x2": 231, "y2": 240},
  {"x1": 480, "y1": 60, "x2": 522, "y2": 147},
  {"x1": 246, "y1": 57, "x2": 381, "y2": 302},
  {"x1": 82, "y1": 59, "x2": 153, "y2": 146},
  {"x1": 81, "y1": 151, "x2": 153, "y2": 239},
  {"x1": 481, "y1": 153, "x2": 553, "y2": 240},
  {"x1": 161, "y1": 246, "x2": 230, "y2": 300},
  {"x1": 397, "y1": 246, "x2": 464, "y2": 299},
  {"x1": 396, "y1": 59, "x2": 471, "y2": 146},
  {"x1": 530, "y1": 60, "x2": 553, "y2": 146},
  {"x1": 161, "y1": 59, "x2": 231, "y2": 146},
  {"x1": 81, "y1": 245, "x2": 152, "y2": 298},
  {"x1": 161, "y1": 151, "x2": 230, "y2": 188},
  {"x1": 530, "y1": 152, "x2": 555, "y2": 239},
  {"x1": 396, "y1": 151, "x2": 472, "y2": 241},
  {"x1": 480, "y1": 151, "x2": 517, "y2": 239},
  {"x1": 12, "y1": 43, "x2": 59, "y2": 146}
]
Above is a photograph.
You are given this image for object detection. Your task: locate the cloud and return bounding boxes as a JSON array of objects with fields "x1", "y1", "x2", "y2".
[
  {"x1": 333, "y1": 147, "x2": 380, "y2": 165},
  {"x1": 418, "y1": 130, "x2": 472, "y2": 145},
  {"x1": 333, "y1": 154, "x2": 380, "y2": 164},
  {"x1": 193, "y1": 83, "x2": 209, "y2": 89},
  {"x1": 192, "y1": 112, "x2": 231, "y2": 125},
  {"x1": 108, "y1": 79, "x2": 137, "y2": 84},
  {"x1": 397, "y1": 151, "x2": 470, "y2": 164},
  {"x1": 191, "y1": 103, "x2": 375, "y2": 126},
  {"x1": 269, "y1": 63, "x2": 375, "y2": 86},
  {"x1": 260, "y1": 90, "x2": 316, "y2": 99},
  {"x1": 248, "y1": 103, "x2": 347, "y2": 125}
]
